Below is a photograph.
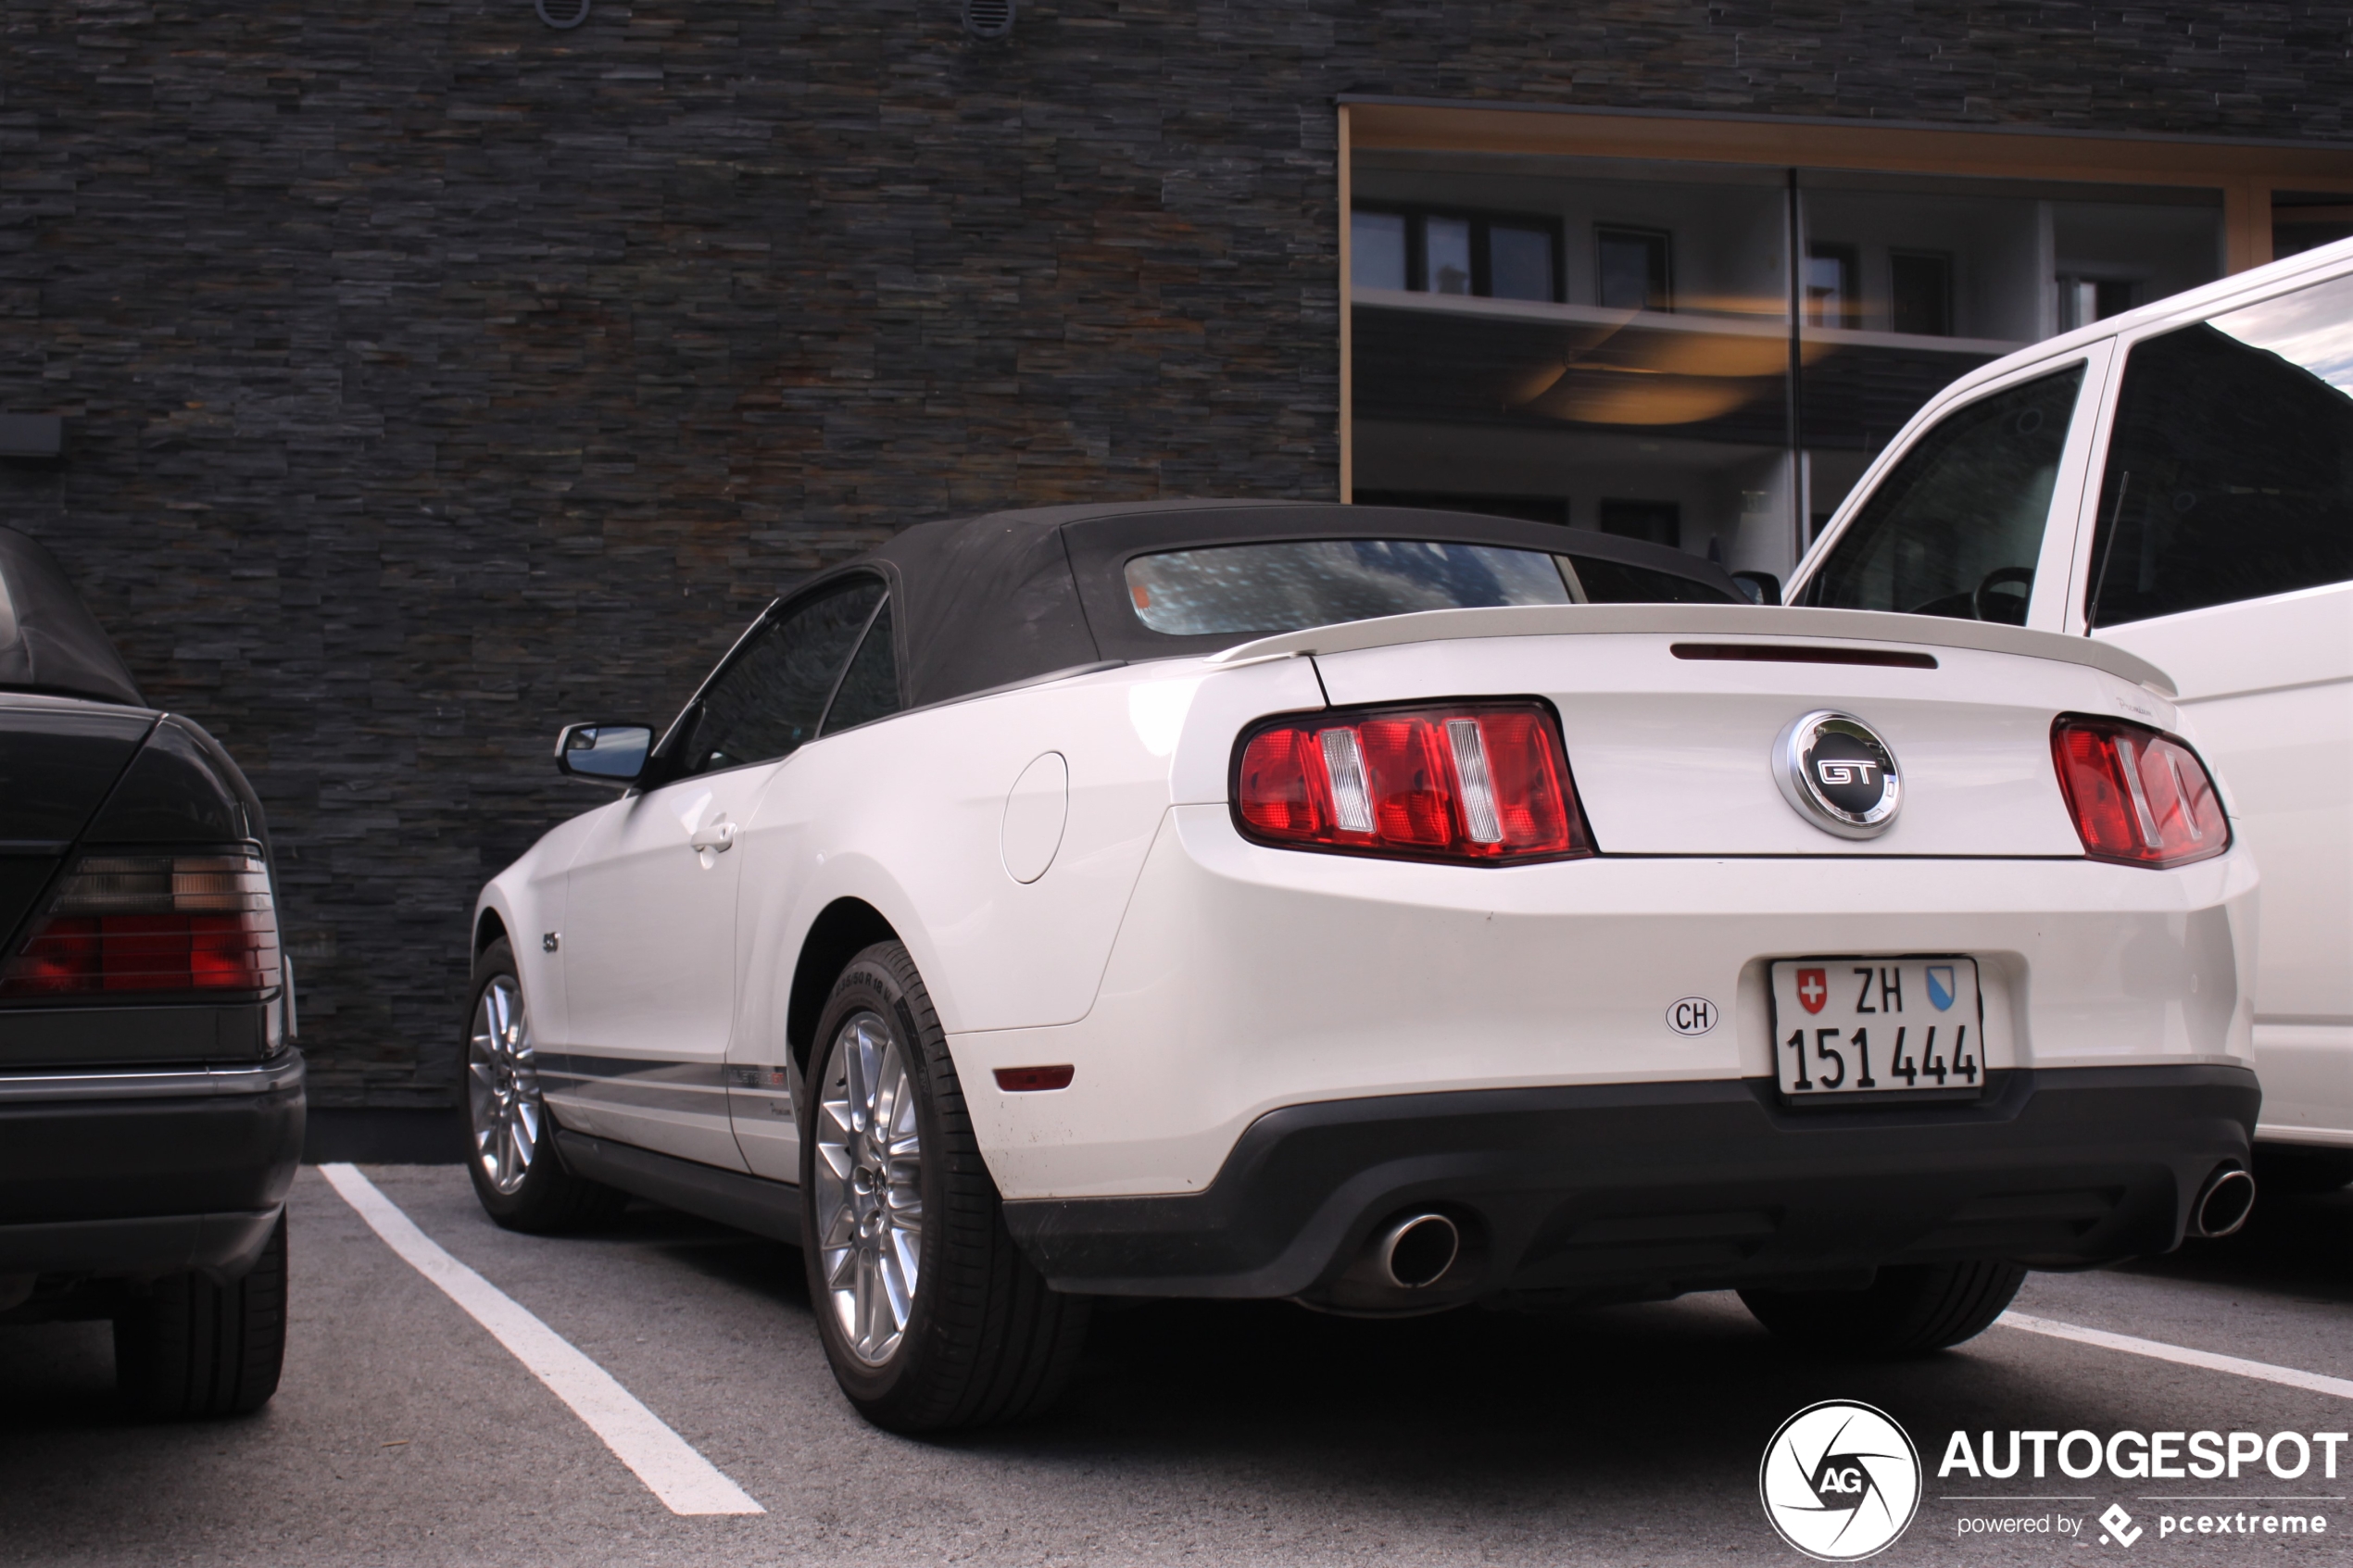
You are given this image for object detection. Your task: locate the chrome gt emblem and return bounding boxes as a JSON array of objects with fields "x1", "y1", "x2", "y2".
[{"x1": 1775, "y1": 710, "x2": 1902, "y2": 838}]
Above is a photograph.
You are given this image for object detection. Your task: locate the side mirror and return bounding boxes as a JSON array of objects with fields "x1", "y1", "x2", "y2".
[
  {"x1": 1730, "y1": 571, "x2": 1782, "y2": 607},
  {"x1": 555, "y1": 722, "x2": 653, "y2": 784}
]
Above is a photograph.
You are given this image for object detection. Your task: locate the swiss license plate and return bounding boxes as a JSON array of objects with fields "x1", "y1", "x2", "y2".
[{"x1": 1770, "y1": 958, "x2": 1985, "y2": 1099}]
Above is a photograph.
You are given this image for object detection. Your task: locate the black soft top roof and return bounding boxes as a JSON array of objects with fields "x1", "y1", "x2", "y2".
[
  {"x1": 0, "y1": 528, "x2": 145, "y2": 707},
  {"x1": 836, "y1": 500, "x2": 1745, "y2": 709}
]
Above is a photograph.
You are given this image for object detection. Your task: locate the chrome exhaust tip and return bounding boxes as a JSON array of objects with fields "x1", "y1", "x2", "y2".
[
  {"x1": 2191, "y1": 1165, "x2": 2257, "y2": 1238},
  {"x1": 1376, "y1": 1212, "x2": 1461, "y2": 1289}
]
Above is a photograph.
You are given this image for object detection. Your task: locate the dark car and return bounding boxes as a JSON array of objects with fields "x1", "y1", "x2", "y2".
[{"x1": 0, "y1": 527, "x2": 299, "y2": 1417}]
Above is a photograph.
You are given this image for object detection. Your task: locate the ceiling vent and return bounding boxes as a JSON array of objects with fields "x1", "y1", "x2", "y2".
[{"x1": 963, "y1": 0, "x2": 1014, "y2": 39}]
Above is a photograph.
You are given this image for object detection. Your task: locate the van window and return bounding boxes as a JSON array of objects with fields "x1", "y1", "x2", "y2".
[
  {"x1": 1802, "y1": 364, "x2": 2084, "y2": 624},
  {"x1": 2086, "y1": 272, "x2": 2353, "y2": 628}
]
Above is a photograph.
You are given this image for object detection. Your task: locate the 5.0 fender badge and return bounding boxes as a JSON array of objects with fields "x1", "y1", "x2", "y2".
[{"x1": 1775, "y1": 710, "x2": 1901, "y2": 839}]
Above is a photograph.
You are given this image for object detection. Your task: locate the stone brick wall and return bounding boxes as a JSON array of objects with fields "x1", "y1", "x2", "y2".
[{"x1": 0, "y1": 1, "x2": 2345, "y2": 1107}]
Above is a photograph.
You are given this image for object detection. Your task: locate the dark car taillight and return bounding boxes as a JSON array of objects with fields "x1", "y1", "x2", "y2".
[
  {"x1": 0, "y1": 850, "x2": 281, "y2": 997},
  {"x1": 1234, "y1": 701, "x2": 1592, "y2": 865},
  {"x1": 2050, "y1": 716, "x2": 2231, "y2": 869}
]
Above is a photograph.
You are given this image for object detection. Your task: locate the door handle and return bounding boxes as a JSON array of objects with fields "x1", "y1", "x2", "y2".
[{"x1": 689, "y1": 820, "x2": 736, "y2": 853}]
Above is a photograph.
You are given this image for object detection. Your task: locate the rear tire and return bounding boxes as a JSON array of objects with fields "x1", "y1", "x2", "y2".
[
  {"x1": 461, "y1": 937, "x2": 624, "y2": 1233},
  {"x1": 114, "y1": 1211, "x2": 288, "y2": 1418},
  {"x1": 1740, "y1": 1260, "x2": 2027, "y2": 1358},
  {"x1": 801, "y1": 941, "x2": 1091, "y2": 1433}
]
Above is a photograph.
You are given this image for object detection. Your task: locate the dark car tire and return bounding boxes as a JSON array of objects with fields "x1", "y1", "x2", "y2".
[
  {"x1": 114, "y1": 1210, "x2": 288, "y2": 1418},
  {"x1": 1739, "y1": 1260, "x2": 2028, "y2": 1358},
  {"x1": 461, "y1": 937, "x2": 625, "y2": 1234},
  {"x1": 800, "y1": 941, "x2": 1091, "y2": 1433}
]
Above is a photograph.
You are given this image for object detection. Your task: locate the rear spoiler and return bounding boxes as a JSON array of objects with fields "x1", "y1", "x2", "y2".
[{"x1": 1209, "y1": 604, "x2": 2177, "y2": 698}]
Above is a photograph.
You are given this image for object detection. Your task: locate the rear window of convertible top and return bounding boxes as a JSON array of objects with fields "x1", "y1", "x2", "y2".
[{"x1": 1122, "y1": 538, "x2": 1729, "y2": 636}]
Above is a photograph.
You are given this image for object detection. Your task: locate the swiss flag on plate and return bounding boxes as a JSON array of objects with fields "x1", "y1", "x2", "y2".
[{"x1": 1795, "y1": 968, "x2": 1829, "y2": 1014}]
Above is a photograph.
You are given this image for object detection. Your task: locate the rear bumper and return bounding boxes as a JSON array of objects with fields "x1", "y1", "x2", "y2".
[
  {"x1": 1000, "y1": 1064, "x2": 2259, "y2": 1307},
  {"x1": 0, "y1": 1049, "x2": 304, "y2": 1280},
  {"x1": 962, "y1": 809, "x2": 2259, "y2": 1198}
]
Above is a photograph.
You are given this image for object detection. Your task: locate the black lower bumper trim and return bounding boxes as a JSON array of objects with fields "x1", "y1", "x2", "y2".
[
  {"x1": 0, "y1": 1050, "x2": 304, "y2": 1274},
  {"x1": 0, "y1": 1208, "x2": 281, "y2": 1281},
  {"x1": 1000, "y1": 1066, "x2": 2259, "y2": 1303}
]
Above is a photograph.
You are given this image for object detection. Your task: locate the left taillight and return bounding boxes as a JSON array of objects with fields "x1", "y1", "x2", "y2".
[
  {"x1": 0, "y1": 850, "x2": 282, "y2": 997},
  {"x1": 2050, "y1": 716, "x2": 2231, "y2": 869},
  {"x1": 1233, "y1": 700, "x2": 1592, "y2": 865}
]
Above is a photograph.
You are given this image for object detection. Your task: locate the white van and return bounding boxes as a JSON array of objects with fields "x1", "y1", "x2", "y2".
[{"x1": 1788, "y1": 237, "x2": 2353, "y2": 1190}]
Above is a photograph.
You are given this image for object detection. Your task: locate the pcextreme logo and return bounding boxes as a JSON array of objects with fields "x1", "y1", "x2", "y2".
[{"x1": 1760, "y1": 1400, "x2": 1923, "y2": 1561}]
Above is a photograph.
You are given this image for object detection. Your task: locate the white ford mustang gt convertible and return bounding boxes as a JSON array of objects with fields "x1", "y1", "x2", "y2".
[{"x1": 463, "y1": 501, "x2": 2260, "y2": 1432}]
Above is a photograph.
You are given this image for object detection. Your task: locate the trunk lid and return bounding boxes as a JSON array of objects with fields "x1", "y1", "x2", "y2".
[{"x1": 1227, "y1": 606, "x2": 2171, "y2": 858}]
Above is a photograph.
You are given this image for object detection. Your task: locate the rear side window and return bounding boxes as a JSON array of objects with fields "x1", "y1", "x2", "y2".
[
  {"x1": 1805, "y1": 364, "x2": 2084, "y2": 624},
  {"x1": 677, "y1": 578, "x2": 883, "y2": 776},
  {"x1": 2087, "y1": 272, "x2": 2353, "y2": 627},
  {"x1": 1124, "y1": 540, "x2": 1569, "y2": 635},
  {"x1": 1567, "y1": 555, "x2": 1737, "y2": 605}
]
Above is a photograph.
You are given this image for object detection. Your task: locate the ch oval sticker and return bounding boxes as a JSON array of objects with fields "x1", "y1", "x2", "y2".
[{"x1": 1667, "y1": 997, "x2": 1718, "y2": 1036}]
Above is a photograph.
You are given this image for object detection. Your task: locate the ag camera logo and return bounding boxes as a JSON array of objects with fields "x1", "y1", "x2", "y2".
[{"x1": 1760, "y1": 1400, "x2": 1922, "y2": 1561}]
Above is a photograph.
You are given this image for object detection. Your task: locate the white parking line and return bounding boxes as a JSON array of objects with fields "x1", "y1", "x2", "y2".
[
  {"x1": 320, "y1": 1163, "x2": 764, "y2": 1516},
  {"x1": 2000, "y1": 1311, "x2": 2353, "y2": 1404}
]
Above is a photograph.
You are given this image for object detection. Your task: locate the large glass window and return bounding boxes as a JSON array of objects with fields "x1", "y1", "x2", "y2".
[
  {"x1": 2085, "y1": 272, "x2": 2353, "y2": 627},
  {"x1": 1349, "y1": 132, "x2": 2241, "y2": 582},
  {"x1": 1793, "y1": 174, "x2": 2221, "y2": 546},
  {"x1": 1803, "y1": 365, "x2": 2084, "y2": 623},
  {"x1": 1352, "y1": 157, "x2": 1793, "y2": 579}
]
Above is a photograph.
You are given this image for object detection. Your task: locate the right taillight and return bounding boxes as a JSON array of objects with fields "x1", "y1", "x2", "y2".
[
  {"x1": 1233, "y1": 700, "x2": 1592, "y2": 865},
  {"x1": 2050, "y1": 716, "x2": 2230, "y2": 869},
  {"x1": 0, "y1": 850, "x2": 282, "y2": 997}
]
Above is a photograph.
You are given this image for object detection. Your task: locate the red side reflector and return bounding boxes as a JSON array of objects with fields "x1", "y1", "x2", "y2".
[
  {"x1": 1233, "y1": 700, "x2": 1592, "y2": 866},
  {"x1": 995, "y1": 1065, "x2": 1075, "y2": 1092},
  {"x1": 2050, "y1": 715, "x2": 2231, "y2": 869}
]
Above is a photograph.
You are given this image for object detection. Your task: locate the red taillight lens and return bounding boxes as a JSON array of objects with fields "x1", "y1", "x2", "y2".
[
  {"x1": 2050, "y1": 716, "x2": 2231, "y2": 869},
  {"x1": 1, "y1": 852, "x2": 281, "y2": 997},
  {"x1": 1234, "y1": 702, "x2": 1591, "y2": 864}
]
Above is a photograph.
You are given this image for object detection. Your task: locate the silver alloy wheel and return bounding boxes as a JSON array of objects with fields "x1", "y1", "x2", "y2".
[
  {"x1": 813, "y1": 1010, "x2": 925, "y2": 1366},
  {"x1": 467, "y1": 974, "x2": 545, "y2": 1196}
]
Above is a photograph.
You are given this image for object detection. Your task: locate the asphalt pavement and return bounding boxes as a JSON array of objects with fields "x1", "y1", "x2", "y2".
[{"x1": 4, "y1": 1163, "x2": 2350, "y2": 1566}]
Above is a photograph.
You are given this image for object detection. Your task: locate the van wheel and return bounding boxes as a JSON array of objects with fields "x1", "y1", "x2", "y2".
[
  {"x1": 461, "y1": 937, "x2": 623, "y2": 1233},
  {"x1": 802, "y1": 941, "x2": 1091, "y2": 1432},
  {"x1": 1740, "y1": 1260, "x2": 2028, "y2": 1357},
  {"x1": 115, "y1": 1211, "x2": 288, "y2": 1418}
]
